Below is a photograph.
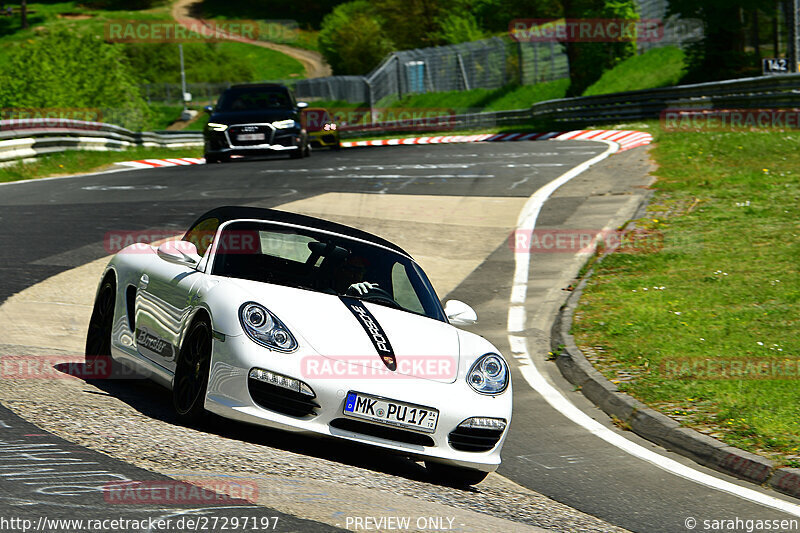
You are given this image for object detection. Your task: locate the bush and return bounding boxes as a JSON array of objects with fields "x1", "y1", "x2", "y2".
[
  {"x1": 318, "y1": 1, "x2": 394, "y2": 74},
  {"x1": 0, "y1": 29, "x2": 151, "y2": 130}
]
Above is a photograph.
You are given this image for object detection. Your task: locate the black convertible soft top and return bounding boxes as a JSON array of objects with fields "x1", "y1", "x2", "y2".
[{"x1": 186, "y1": 206, "x2": 410, "y2": 257}]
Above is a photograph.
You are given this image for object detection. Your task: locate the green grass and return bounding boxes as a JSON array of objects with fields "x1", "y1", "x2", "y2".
[
  {"x1": 572, "y1": 125, "x2": 800, "y2": 465},
  {"x1": 147, "y1": 104, "x2": 184, "y2": 130},
  {"x1": 0, "y1": 146, "x2": 202, "y2": 183},
  {"x1": 583, "y1": 46, "x2": 686, "y2": 96},
  {"x1": 215, "y1": 41, "x2": 303, "y2": 81}
]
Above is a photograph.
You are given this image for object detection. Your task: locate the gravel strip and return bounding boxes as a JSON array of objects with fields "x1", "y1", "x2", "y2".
[{"x1": 0, "y1": 370, "x2": 627, "y2": 532}]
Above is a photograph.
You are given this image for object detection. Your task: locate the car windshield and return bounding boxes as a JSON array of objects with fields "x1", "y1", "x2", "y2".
[
  {"x1": 209, "y1": 221, "x2": 446, "y2": 322},
  {"x1": 216, "y1": 88, "x2": 293, "y2": 112}
]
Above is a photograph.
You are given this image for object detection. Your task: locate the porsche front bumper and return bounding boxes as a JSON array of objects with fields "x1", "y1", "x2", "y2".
[{"x1": 204, "y1": 334, "x2": 512, "y2": 471}]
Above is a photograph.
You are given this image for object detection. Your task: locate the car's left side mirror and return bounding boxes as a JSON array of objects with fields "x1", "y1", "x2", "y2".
[
  {"x1": 157, "y1": 241, "x2": 201, "y2": 267},
  {"x1": 296, "y1": 101, "x2": 309, "y2": 109},
  {"x1": 444, "y1": 300, "x2": 477, "y2": 326},
  {"x1": 204, "y1": 105, "x2": 214, "y2": 113}
]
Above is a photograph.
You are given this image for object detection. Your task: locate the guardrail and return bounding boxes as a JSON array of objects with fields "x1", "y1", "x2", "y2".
[
  {"x1": 0, "y1": 119, "x2": 203, "y2": 166},
  {"x1": 3, "y1": 73, "x2": 800, "y2": 164},
  {"x1": 528, "y1": 73, "x2": 800, "y2": 125}
]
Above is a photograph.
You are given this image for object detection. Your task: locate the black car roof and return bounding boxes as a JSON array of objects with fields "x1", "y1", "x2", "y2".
[
  {"x1": 187, "y1": 206, "x2": 410, "y2": 256},
  {"x1": 227, "y1": 83, "x2": 290, "y2": 91}
]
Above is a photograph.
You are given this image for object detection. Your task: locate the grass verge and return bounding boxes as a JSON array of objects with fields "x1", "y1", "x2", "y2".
[
  {"x1": 572, "y1": 124, "x2": 800, "y2": 466},
  {"x1": 583, "y1": 46, "x2": 686, "y2": 96},
  {"x1": 0, "y1": 146, "x2": 202, "y2": 183}
]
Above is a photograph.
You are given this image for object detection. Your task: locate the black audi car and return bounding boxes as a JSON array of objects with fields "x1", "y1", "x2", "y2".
[{"x1": 203, "y1": 83, "x2": 310, "y2": 163}]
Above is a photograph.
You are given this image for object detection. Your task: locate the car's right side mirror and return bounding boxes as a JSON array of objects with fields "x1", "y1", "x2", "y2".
[
  {"x1": 444, "y1": 300, "x2": 477, "y2": 326},
  {"x1": 204, "y1": 105, "x2": 214, "y2": 113}
]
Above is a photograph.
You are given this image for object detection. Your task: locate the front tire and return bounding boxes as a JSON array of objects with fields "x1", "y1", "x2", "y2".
[
  {"x1": 425, "y1": 461, "x2": 489, "y2": 486},
  {"x1": 85, "y1": 278, "x2": 117, "y2": 378},
  {"x1": 173, "y1": 316, "x2": 212, "y2": 424}
]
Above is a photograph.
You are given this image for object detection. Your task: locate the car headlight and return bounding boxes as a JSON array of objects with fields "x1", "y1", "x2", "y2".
[
  {"x1": 467, "y1": 353, "x2": 509, "y2": 395},
  {"x1": 207, "y1": 122, "x2": 228, "y2": 132},
  {"x1": 272, "y1": 119, "x2": 298, "y2": 129},
  {"x1": 239, "y1": 302, "x2": 297, "y2": 352}
]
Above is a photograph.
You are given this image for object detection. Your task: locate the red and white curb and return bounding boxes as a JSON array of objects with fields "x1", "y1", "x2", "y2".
[
  {"x1": 116, "y1": 157, "x2": 205, "y2": 169},
  {"x1": 341, "y1": 130, "x2": 652, "y2": 152},
  {"x1": 113, "y1": 130, "x2": 651, "y2": 168}
]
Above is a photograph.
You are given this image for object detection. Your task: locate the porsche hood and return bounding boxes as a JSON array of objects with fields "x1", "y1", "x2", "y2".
[{"x1": 224, "y1": 279, "x2": 460, "y2": 383}]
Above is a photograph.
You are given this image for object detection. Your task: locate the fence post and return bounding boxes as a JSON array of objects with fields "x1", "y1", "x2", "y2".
[
  {"x1": 365, "y1": 78, "x2": 374, "y2": 127},
  {"x1": 789, "y1": 0, "x2": 800, "y2": 72},
  {"x1": 424, "y1": 60, "x2": 433, "y2": 93},
  {"x1": 457, "y1": 53, "x2": 471, "y2": 90},
  {"x1": 395, "y1": 55, "x2": 403, "y2": 100}
]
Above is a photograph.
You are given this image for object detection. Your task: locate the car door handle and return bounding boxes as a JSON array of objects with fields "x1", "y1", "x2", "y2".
[{"x1": 139, "y1": 274, "x2": 149, "y2": 289}]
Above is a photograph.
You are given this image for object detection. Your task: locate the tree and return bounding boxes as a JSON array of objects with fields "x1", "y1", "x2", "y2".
[
  {"x1": 436, "y1": 12, "x2": 486, "y2": 45},
  {"x1": 668, "y1": 0, "x2": 765, "y2": 81},
  {"x1": 318, "y1": 1, "x2": 394, "y2": 75},
  {"x1": 562, "y1": 0, "x2": 638, "y2": 96}
]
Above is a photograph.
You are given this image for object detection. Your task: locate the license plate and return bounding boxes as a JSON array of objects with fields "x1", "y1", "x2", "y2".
[
  {"x1": 236, "y1": 133, "x2": 265, "y2": 141},
  {"x1": 343, "y1": 392, "x2": 438, "y2": 433}
]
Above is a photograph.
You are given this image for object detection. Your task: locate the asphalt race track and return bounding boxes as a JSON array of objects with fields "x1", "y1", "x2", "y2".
[{"x1": 1, "y1": 142, "x2": 799, "y2": 532}]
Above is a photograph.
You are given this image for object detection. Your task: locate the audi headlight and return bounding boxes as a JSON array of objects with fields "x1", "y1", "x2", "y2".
[
  {"x1": 467, "y1": 353, "x2": 509, "y2": 395},
  {"x1": 207, "y1": 122, "x2": 228, "y2": 132},
  {"x1": 239, "y1": 302, "x2": 297, "y2": 352},
  {"x1": 272, "y1": 119, "x2": 298, "y2": 129}
]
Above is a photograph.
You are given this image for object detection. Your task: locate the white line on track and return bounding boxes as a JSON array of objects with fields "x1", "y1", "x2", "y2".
[
  {"x1": 508, "y1": 140, "x2": 800, "y2": 517},
  {"x1": 0, "y1": 166, "x2": 139, "y2": 188},
  {"x1": 317, "y1": 174, "x2": 495, "y2": 179}
]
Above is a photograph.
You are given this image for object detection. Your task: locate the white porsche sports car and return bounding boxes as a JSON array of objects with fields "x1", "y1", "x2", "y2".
[{"x1": 86, "y1": 206, "x2": 512, "y2": 484}]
